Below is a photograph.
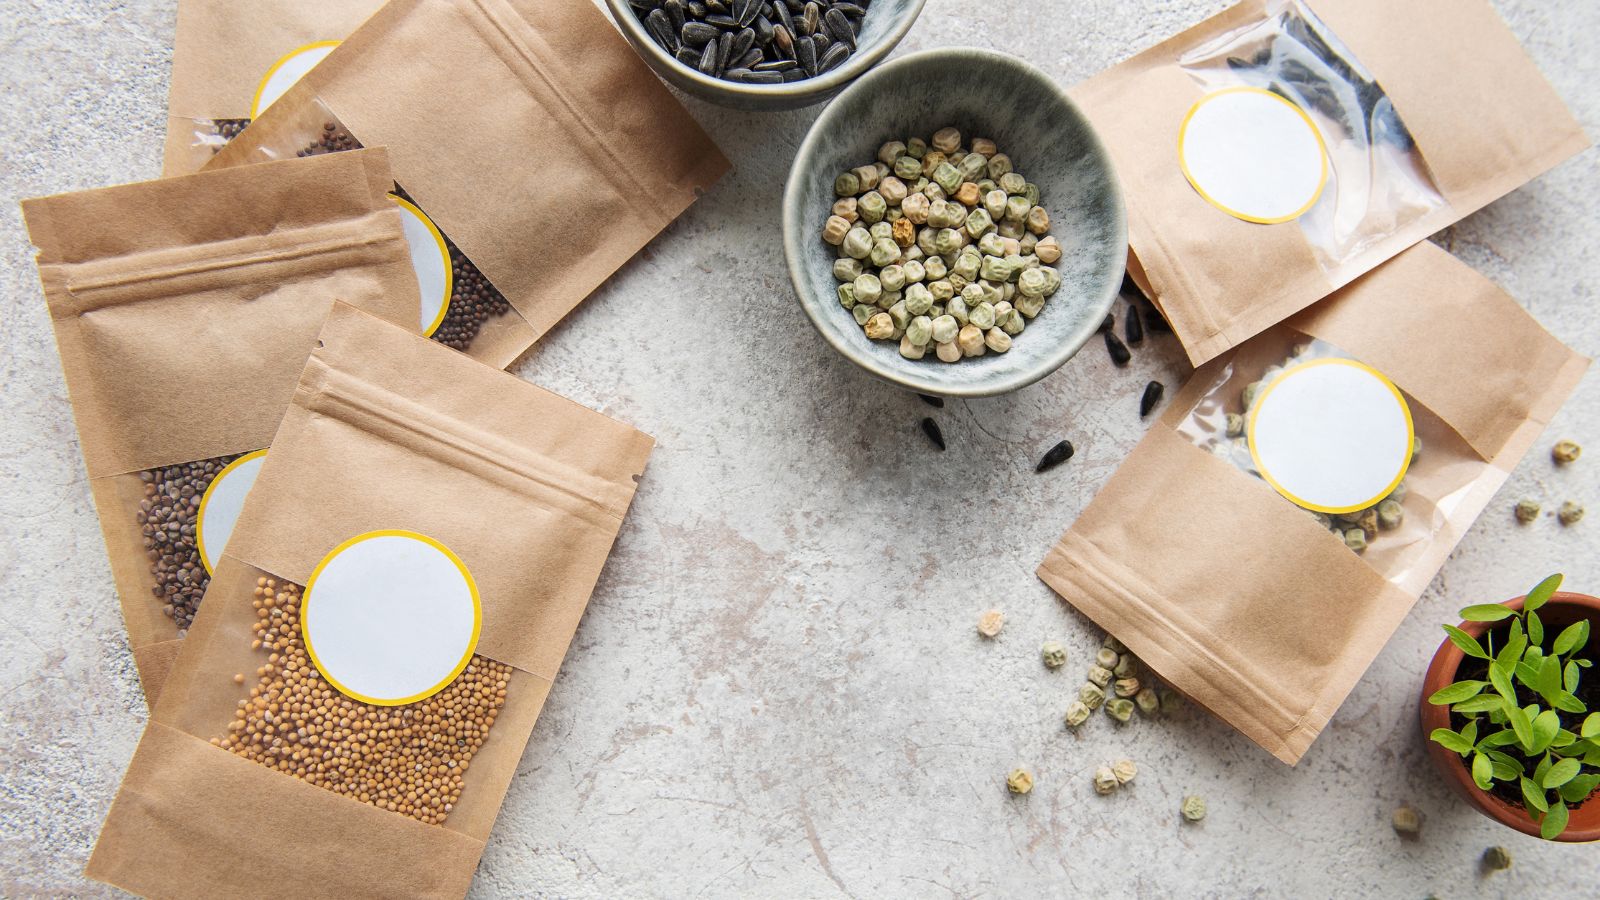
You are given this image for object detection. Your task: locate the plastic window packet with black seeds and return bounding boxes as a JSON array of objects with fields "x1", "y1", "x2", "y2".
[
  {"x1": 204, "y1": 0, "x2": 727, "y2": 369},
  {"x1": 1037, "y1": 242, "x2": 1586, "y2": 765},
  {"x1": 163, "y1": 0, "x2": 386, "y2": 175},
  {"x1": 87, "y1": 304, "x2": 654, "y2": 900},
  {"x1": 21, "y1": 149, "x2": 419, "y2": 705},
  {"x1": 1069, "y1": 0, "x2": 1588, "y2": 366}
]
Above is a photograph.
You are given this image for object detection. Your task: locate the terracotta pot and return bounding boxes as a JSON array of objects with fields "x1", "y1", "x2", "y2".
[{"x1": 1420, "y1": 591, "x2": 1600, "y2": 842}]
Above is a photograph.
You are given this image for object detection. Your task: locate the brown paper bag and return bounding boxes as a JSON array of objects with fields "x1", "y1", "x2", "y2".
[
  {"x1": 1071, "y1": 0, "x2": 1589, "y2": 365},
  {"x1": 163, "y1": 0, "x2": 387, "y2": 175},
  {"x1": 204, "y1": 0, "x2": 729, "y2": 369},
  {"x1": 86, "y1": 303, "x2": 654, "y2": 899},
  {"x1": 1037, "y1": 242, "x2": 1587, "y2": 764},
  {"x1": 21, "y1": 149, "x2": 419, "y2": 705}
]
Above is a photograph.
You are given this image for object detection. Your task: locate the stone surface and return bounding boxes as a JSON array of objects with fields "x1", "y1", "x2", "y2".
[{"x1": 2, "y1": 0, "x2": 1598, "y2": 896}]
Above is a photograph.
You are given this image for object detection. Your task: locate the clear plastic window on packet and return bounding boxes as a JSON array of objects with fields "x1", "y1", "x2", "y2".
[{"x1": 1178, "y1": 0, "x2": 1445, "y2": 268}]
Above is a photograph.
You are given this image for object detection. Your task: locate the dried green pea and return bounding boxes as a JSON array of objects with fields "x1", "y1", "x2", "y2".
[
  {"x1": 1017, "y1": 267, "x2": 1047, "y2": 298},
  {"x1": 998, "y1": 172, "x2": 1026, "y2": 194},
  {"x1": 904, "y1": 283, "x2": 934, "y2": 316},
  {"x1": 879, "y1": 177, "x2": 908, "y2": 206},
  {"x1": 1112, "y1": 654, "x2": 1137, "y2": 679},
  {"x1": 837, "y1": 283, "x2": 857, "y2": 309},
  {"x1": 887, "y1": 300, "x2": 911, "y2": 331},
  {"x1": 1134, "y1": 687, "x2": 1160, "y2": 716},
  {"x1": 952, "y1": 252, "x2": 981, "y2": 282},
  {"x1": 901, "y1": 192, "x2": 931, "y2": 224},
  {"x1": 1181, "y1": 795, "x2": 1206, "y2": 822},
  {"x1": 905, "y1": 137, "x2": 927, "y2": 159},
  {"x1": 869, "y1": 221, "x2": 894, "y2": 242},
  {"x1": 922, "y1": 181, "x2": 946, "y2": 202},
  {"x1": 979, "y1": 255, "x2": 1012, "y2": 284},
  {"x1": 835, "y1": 172, "x2": 860, "y2": 197},
  {"x1": 878, "y1": 141, "x2": 907, "y2": 166},
  {"x1": 843, "y1": 226, "x2": 873, "y2": 260},
  {"x1": 1225, "y1": 413, "x2": 1245, "y2": 438},
  {"x1": 1015, "y1": 293, "x2": 1045, "y2": 319},
  {"x1": 906, "y1": 315, "x2": 933, "y2": 347},
  {"x1": 1087, "y1": 665, "x2": 1112, "y2": 687},
  {"x1": 859, "y1": 191, "x2": 887, "y2": 223},
  {"x1": 1006, "y1": 767, "x2": 1033, "y2": 795},
  {"x1": 1019, "y1": 233, "x2": 1038, "y2": 255},
  {"x1": 932, "y1": 161, "x2": 962, "y2": 194},
  {"x1": 1481, "y1": 846, "x2": 1512, "y2": 871},
  {"x1": 898, "y1": 334, "x2": 925, "y2": 359},
  {"x1": 997, "y1": 218, "x2": 1024, "y2": 240},
  {"x1": 1514, "y1": 499, "x2": 1540, "y2": 524},
  {"x1": 1103, "y1": 635, "x2": 1127, "y2": 654},
  {"x1": 1000, "y1": 254, "x2": 1025, "y2": 283},
  {"x1": 879, "y1": 264, "x2": 906, "y2": 293},
  {"x1": 928, "y1": 280, "x2": 954, "y2": 303},
  {"x1": 1041, "y1": 640, "x2": 1067, "y2": 668},
  {"x1": 934, "y1": 228, "x2": 966, "y2": 256},
  {"x1": 957, "y1": 153, "x2": 988, "y2": 183},
  {"x1": 833, "y1": 258, "x2": 864, "y2": 283},
  {"x1": 852, "y1": 165, "x2": 881, "y2": 192},
  {"x1": 976, "y1": 178, "x2": 998, "y2": 195},
  {"x1": 1095, "y1": 647, "x2": 1119, "y2": 669},
  {"x1": 852, "y1": 303, "x2": 874, "y2": 325},
  {"x1": 965, "y1": 208, "x2": 995, "y2": 239},
  {"x1": 1022, "y1": 183, "x2": 1040, "y2": 206},
  {"x1": 1241, "y1": 381, "x2": 1264, "y2": 411},
  {"x1": 1377, "y1": 499, "x2": 1403, "y2": 530},
  {"x1": 901, "y1": 260, "x2": 926, "y2": 284},
  {"x1": 929, "y1": 303, "x2": 944, "y2": 319},
  {"x1": 1106, "y1": 699, "x2": 1134, "y2": 722},
  {"x1": 1034, "y1": 235, "x2": 1060, "y2": 264},
  {"x1": 916, "y1": 227, "x2": 939, "y2": 257},
  {"x1": 853, "y1": 273, "x2": 882, "y2": 306},
  {"x1": 1112, "y1": 759, "x2": 1137, "y2": 785},
  {"x1": 1004, "y1": 194, "x2": 1032, "y2": 223},
  {"x1": 871, "y1": 238, "x2": 901, "y2": 267},
  {"x1": 987, "y1": 153, "x2": 1013, "y2": 179},
  {"x1": 1113, "y1": 677, "x2": 1140, "y2": 698},
  {"x1": 977, "y1": 232, "x2": 1006, "y2": 257},
  {"x1": 1093, "y1": 766, "x2": 1119, "y2": 795},
  {"x1": 1064, "y1": 700, "x2": 1091, "y2": 728},
  {"x1": 946, "y1": 296, "x2": 969, "y2": 326},
  {"x1": 822, "y1": 215, "x2": 851, "y2": 245},
  {"x1": 1554, "y1": 439, "x2": 1582, "y2": 464},
  {"x1": 923, "y1": 255, "x2": 947, "y2": 280},
  {"x1": 969, "y1": 302, "x2": 996, "y2": 330},
  {"x1": 1159, "y1": 688, "x2": 1182, "y2": 714},
  {"x1": 1343, "y1": 528, "x2": 1368, "y2": 553},
  {"x1": 1559, "y1": 501, "x2": 1584, "y2": 526},
  {"x1": 984, "y1": 328, "x2": 1011, "y2": 353},
  {"x1": 983, "y1": 190, "x2": 1008, "y2": 221},
  {"x1": 931, "y1": 314, "x2": 959, "y2": 344},
  {"x1": 891, "y1": 154, "x2": 922, "y2": 180},
  {"x1": 1001, "y1": 309, "x2": 1025, "y2": 336},
  {"x1": 1079, "y1": 682, "x2": 1106, "y2": 709},
  {"x1": 1026, "y1": 205, "x2": 1050, "y2": 235},
  {"x1": 878, "y1": 290, "x2": 901, "y2": 311}
]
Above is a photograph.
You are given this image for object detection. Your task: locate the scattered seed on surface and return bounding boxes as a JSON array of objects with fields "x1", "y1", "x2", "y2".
[
  {"x1": 1514, "y1": 499, "x2": 1541, "y2": 523},
  {"x1": 1181, "y1": 795, "x2": 1207, "y2": 822},
  {"x1": 1041, "y1": 640, "x2": 1067, "y2": 669},
  {"x1": 1035, "y1": 440, "x2": 1074, "y2": 473},
  {"x1": 920, "y1": 417, "x2": 945, "y2": 451},
  {"x1": 1124, "y1": 304, "x2": 1144, "y2": 345},
  {"x1": 1142, "y1": 302, "x2": 1172, "y2": 334},
  {"x1": 1140, "y1": 381, "x2": 1164, "y2": 417},
  {"x1": 1105, "y1": 698, "x2": 1134, "y2": 722},
  {"x1": 977, "y1": 608, "x2": 1005, "y2": 638},
  {"x1": 1112, "y1": 759, "x2": 1137, "y2": 785},
  {"x1": 1392, "y1": 805, "x2": 1422, "y2": 837},
  {"x1": 1098, "y1": 312, "x2": 1114, "y2": 334},
  {"x1": 1006, "y1": 767, "x2": 1034, "y2": 794},
  {"x1": 1119, "y1": 273, "x2": 1141, "y2": 298},
  {"x1": 918, "y1": 393, "x2": 944, "y2": 408},
  {"x1": 1553, "y1": 440, "x2": 1582, "y2": 464},
  {"x1": 1063, "y1": 700, "x2": 1091, "y2": 728},
  {"x1": 1093, "y1": 766, "x2": 1119, "y2": 795},
  {"x1": 1480, "y1": 846, "x2": 1512, "y2": 872},
  {"x1": 1104, "y1": 330, "x2": 1131, "y2": 366},
  {"x1": 1558, "y1": 500, "x2": 1584, "y2": 526}
]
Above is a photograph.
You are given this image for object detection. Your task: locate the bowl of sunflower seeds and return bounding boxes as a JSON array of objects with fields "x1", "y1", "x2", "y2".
[
  {"x1": 608, "y1": 0, "x2": 926, "y2": 110},
  {"x1": 782, "y1": 48, "x2": 1126, "y2": 397}
]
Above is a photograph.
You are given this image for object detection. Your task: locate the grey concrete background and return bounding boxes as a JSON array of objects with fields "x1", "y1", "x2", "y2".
[{"x1": 2, "y1": 0, "x2": 1598, "y2": 896}]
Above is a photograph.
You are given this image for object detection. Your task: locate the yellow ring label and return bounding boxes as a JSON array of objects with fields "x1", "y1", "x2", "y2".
[
  {"x1": 300, "y1": 530, "x2": 483, "y2": 707},
  {"x1": 1178, "y1": 86, "x2": 1330, "y2": 225},
  {"x1": 1247, "y1": 357, "x2": 1414, "y2": 515},
  {"x1": 388, "y1": 194, "x2": 454, "y2": 337},
  {"x1": 251, "y1": 41, "x2": 342, "y2": 119},
  {"x1": 195, "y1": 449, "x2": 268, "y2": 576}
]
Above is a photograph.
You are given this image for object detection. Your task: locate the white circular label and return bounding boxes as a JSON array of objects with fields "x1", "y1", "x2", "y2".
[
  {"x1": 252, "y1": 41, "x2": 341, "y2": 118},
  {"x1": 1249, "y1": 359, "x2": 1414, "y2": 514},
  {"x1": 1179, "y1": 87, "x2": 1329, "y2": 224},
  {"x1": 196, "y1": 450, "x2": 267, "y2": 575},
  {"x1": 302, "y1": 531, "x2": 481, "y2": 705},
  {"x1": 388, "y1": 195, "x2": 454, "y2": 336}
]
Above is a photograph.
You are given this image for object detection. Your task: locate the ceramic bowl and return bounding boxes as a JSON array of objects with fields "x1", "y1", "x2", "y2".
[
  {"x1": 782, "y1": 48, "x2": 1126, "y2": 397},
  {"x1": 605, "y1": 0, "x2": 926, "y2": 111}
]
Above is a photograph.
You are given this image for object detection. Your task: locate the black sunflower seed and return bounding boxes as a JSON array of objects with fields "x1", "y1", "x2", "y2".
[
  {"x1": 753, "y1": 14, "x2": 774, "y2": 44},
  {"x1": 796, "y1": 34, "x2": 817, "y2": 75},
  {"x1": 731, "y1": 69, "x2": 784, "y2": 83},
  {"x1": 1142, "y1": 303, "x2": 1172, "y2": 334},
  {"x1": 917, "y1": 393, "x2": 944, "y2": 408},
  {"x1": 675, "y1": 46, "x2": 701, "y2": 66},
  {"x1": 775, "y1": 1, "x2": 797, "y2": 38},
  {"x1": 735, "y1": 47, "x2": 763, "y2": 69},
  {"x1": 920, "y1": 418, "x2": 946, "y2": 451},
  {"x1": 1036, "y1": 440, "x2": 1075, "y2": 473},
  {"x1": 818, "y1": 41, "x2": 850, "y2": 73},
  {"x1": 1098, "y1": 312, "x2": 1114, "y2": 334},
  {"x1": 1120, "y1": 272, "x2": 1141, "y2": 298},
  {"x1": 833, "y1": 2, "x2": 867, "y2": 16},
  {"x1": 824, "y1": 8, "x2": 855, "y2": 49},
  {"x1": 753, "y1": 58, "x2": 796, "y2": 71},
  {"x1": 646, "y1": 10, "x2": 678, "y2": 50},
  {"x1": 734, "y1": 0, "x2": 760, "y2": 26},
  {"x1": 781, "y1": 67, "x2": 806, "y2": 81},
  {"x1": 665, "y1": 0, "x2": 688, "y2": 30},
  {"x1": 1104, "y1": 331, "x2": 1131, "y2": 366},
  {"x1": 774, "y1": 24, "x2": 794, "y2": 56},
  {"x1": 705, "y1": 13, "x2": 739, "y2": 28},
  {"x1": 698, "y1": 39, "x2": 719, "y2": 74},
  {"x1": 1124, "y1": 304, "x2": 1143, "y2": 345},
  {"x1": 731, "y1": 26, "x2": 756, "y2": 61},
  {"x1": 814, "y1": 31, "x2": 832, "y2": 53},
  {"x1": 1140, "y1": 381, "x2": 1164, "y2": 417},
  {"x1": 681, "y1": 21, "x2": 719, "y2": 46},
  {"x1": 717, "y1": 31, "x2": 734, "y2": 72}
]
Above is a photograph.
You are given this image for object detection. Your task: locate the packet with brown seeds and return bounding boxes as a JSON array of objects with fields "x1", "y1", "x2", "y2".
[
  {"x1": 206, "y1": 0, "x2": 729, "y2": 369},
  {"x1": 1070, "y1": 0, "x2": 1589, "y2": 365},
  {"x1": 1037, "y1": 242, "x2": 1587, "y2": 764},
  {"x1": 163, "y1": 0, "x2": 387, "y2": 175},
  {"x1": 86, "y1": 304, "x2": 654, "y2": 899},
  {"x1": 21, "y1": 149, "x2": 419, "y2": 705}
]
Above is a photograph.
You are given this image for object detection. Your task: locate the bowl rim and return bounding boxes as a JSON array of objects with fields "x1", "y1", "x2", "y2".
[
  {"x1": 604, "y1": 0, "x2": 929, "y2": 101},
  {"x1": 782, "y1": 47, "x2": 1129, "y2": 397}
]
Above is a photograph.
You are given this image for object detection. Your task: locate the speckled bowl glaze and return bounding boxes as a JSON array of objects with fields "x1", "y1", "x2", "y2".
[
  {"x1": 605, "y1": 0, "x2": 926, "y2": 111},
  {"x1": 783, "y1": 49, "x2": 1126, "y2": 397}
]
